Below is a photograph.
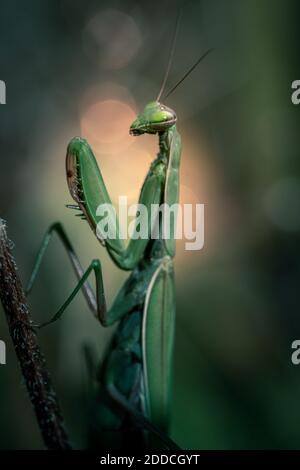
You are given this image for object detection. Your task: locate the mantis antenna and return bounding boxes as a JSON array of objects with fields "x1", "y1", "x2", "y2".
[
  {"x1": 163, "y1": 48, "x2": 214, "y2": 100},
  {"x1": 156, "y1": 6, "x2": 183, "y2": 102}
]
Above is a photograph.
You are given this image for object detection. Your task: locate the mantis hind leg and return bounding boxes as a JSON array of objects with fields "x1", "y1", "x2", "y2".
[
  {"x1": 90, "y1": 385, "x2": 180, "y2": 450},
  {"x1": 90, "y1": 329, "x2": 179, "y2": 450},
  {"x1": 26, "y1": 222, "x2": 96, "y2": 311},
  {"x1": 89, "y1": 326, "x2": 145, "y2": 450},
  {"x1": 106, "y1": 383, "x2": 180, "y2": 450},
  {"x1": 25, "y1": 222, "x2": 127, "y2": 328}
]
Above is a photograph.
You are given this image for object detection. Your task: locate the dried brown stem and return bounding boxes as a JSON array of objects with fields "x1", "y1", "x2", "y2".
[{"x1": 0, "y1": 219, "x2": 71, "y2": 449}]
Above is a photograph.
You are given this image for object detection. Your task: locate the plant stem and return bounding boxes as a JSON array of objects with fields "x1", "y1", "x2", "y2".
[{"x1": 0, "y1": 218, "x2": 71, "y2": 449}]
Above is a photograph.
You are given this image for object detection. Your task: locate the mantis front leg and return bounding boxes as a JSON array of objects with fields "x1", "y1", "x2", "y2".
[{"x1": 66, "y1": 137, "x2": 165, "y2": 270}]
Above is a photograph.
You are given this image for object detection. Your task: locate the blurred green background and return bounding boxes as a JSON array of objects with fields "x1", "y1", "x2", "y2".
[{"x1": 0, "y1": 0, "x2": 300, "y2": 449}]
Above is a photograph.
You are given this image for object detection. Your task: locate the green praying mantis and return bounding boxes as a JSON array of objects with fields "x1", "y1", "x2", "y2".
[{"x1": 25, "y1": 11, "x2": 211, "y2": 450}]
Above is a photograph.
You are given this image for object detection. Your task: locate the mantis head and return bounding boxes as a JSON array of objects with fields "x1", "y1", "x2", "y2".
[
  {"x1": 130, "y1": 101, "x2": 177, "y2": 136},
  {"x1": 129, "y1": 4, "x2": 212, "y2": 137}
]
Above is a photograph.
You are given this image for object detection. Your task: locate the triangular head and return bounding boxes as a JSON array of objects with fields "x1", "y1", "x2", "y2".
[{"x1": 130, "y1": 101, "x2": 177, "y2": 135}]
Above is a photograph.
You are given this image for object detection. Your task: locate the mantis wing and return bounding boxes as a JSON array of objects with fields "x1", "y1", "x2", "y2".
[{"x1": 142, "y1": 258, "x2": 175, "y2": 432}]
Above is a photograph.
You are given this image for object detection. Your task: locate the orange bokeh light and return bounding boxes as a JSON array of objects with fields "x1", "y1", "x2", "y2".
[{"x1": 80, "y1": 99, "x2": 137, "y2": 155}]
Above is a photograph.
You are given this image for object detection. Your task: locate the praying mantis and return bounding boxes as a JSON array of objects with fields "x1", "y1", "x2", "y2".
[{"x1": 25, "y1": 10, "x2": 211, "y2": 450}]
